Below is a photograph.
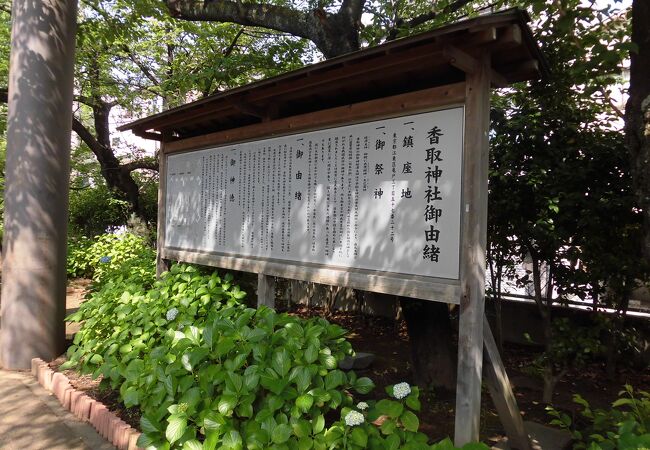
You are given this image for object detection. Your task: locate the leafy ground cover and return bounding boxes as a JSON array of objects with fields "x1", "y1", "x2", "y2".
[
  {"x1": 62, "y1": 233, "x2": 488, "y2": 450},
  {"x1": 60, "y1": 233, "x2": 650, "y2": 449}
]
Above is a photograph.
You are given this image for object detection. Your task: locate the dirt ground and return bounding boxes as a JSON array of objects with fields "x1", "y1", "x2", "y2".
[{"x1": 56, "y1": 279, "x2": 650, "y2": 446}]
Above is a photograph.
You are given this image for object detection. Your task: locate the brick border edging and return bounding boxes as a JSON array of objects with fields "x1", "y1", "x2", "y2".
[{"x1": 31, "y1": 358, "x2": 143, "y2": 450}]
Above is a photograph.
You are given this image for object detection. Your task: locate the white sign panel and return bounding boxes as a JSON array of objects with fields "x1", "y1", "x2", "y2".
[{"x1": 165, "y1": 107, "x2": 464, "y2": 279}]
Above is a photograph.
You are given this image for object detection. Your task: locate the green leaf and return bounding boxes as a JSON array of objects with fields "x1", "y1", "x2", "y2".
[
  {"x1": 123, "y1": 388, "x2": 139, "y2": 407},
  {"x1": 431, "y1": 438, "x2": 457, "y2": 450},
  {"x1": 405, "y1": 395, "x2": 421, "y2": 411},
  {"x1": 181, "y1": 353, "x2": 193, "y2": 371},
  {"x1": 140, "y1": 416, "x2": 160, "y2": 434},
  {"x1": 304, "y1": 345, "x2": 318, "y2": 364},
  {"x1": 321, "y1": 354, "x2": 337, "y2": 370},
  {"x1": 165, "y1": 416, "x2": 187, "y2": 444},
  {"x1": 400, "y1": 410, "x2": 419, "y2": 432},
  {"x1": 218, "y1": 395, "x2": 238, "y2": 416},
  {"x1": 136, "y1": 432, "x2": 156, "y2": 448},
  {"x1": 271, "y1": 424, "x2": 292, "y2": 444},
  {"x1": 385, "y1": 434, "x2": 400, "y2": 450},
  {"x1": 292, "y1": 366, "x2": 312, "y2": 393},
  {"x1": 324, "y1": 370, "x2": 344, "y2": 390},
  {"x1": 313, "y1": 415, "x2": 325, "y2": 434},
  {"x1": 244, "y1": 372, "x2": 260, "y2": 390},
  {"x1": 461, "y1": 443, "x2": 491, "y2": 450},
  {"x1": 296, "y1": 394, "x2": 314, "y2": 412},
  {"x1": 298, "y1": 437, "x2": 314, "y2": 450},
  {"x1": 203, "y1": 430, "x2": 219, "y2": 450},
  {"x1": 182, "y1": 439, "x2": 203, "y2": 450},
  {"x1": 119, "y1": 343, "x2": 133, "y2": 354},
  {"x1": 203, "y1": 411, "x2": 225, "y2": 431},
  {"x1": 59, "y1": 360, "x2": 76, "y2": 370},
  {"x1": 354, "y1": 377, "x2": 375, "y2": 394},
  {"x1": 350, "y1": 427, "x2": 368, "y2": 447},
  {"x1": 222, "y1": 430, "x2": 243, "y2": 450},
  {"x1": 293, "y1": 420, "x2": 311, "y2": 438},
  {"x1": 376, "y1": 399, "x2": 403, "y2": 418},
  {"x1": 272, "y1": 349, "x2": 291, "y2": 377}
]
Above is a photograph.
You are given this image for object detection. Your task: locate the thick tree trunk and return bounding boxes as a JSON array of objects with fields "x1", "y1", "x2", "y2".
[
  {"x1": 93, "y1": 103, "x2": 145, "y2": 218},
  {"x1": 400, "y1": 297, "x2": 457, "y2": 390},
  {"x1": 625, "y1": 0, "x2": 650, "y2": 265},
  {"x1": 72, "y1": 101, "x2": 150, "y2": 222}
]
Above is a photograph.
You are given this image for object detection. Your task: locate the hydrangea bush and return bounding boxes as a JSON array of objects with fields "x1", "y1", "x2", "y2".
[
  {"x1": 65, "y1": 246, "x2": 489, "y2": 449},
  {"x1": 66, "y1": 232, "x2": 155, "y2": 285}
]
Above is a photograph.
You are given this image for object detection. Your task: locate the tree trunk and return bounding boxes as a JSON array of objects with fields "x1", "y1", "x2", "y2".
[
  {"x1": 400, "y1": 297, "x2": 457, "y2": 390},
  {"x1": 625, "y1": 0, "x2": 650, "y2": 266},
  {"x1": 528, "y1": 247, "x2": 557, "y2": 403},
  {"x1": 92, "y1": 103, "x2": 144, "y2": 217}
]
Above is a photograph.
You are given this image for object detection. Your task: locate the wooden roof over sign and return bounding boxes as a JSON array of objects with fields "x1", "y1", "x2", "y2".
[{"x1": 119, "y1": 8, "x2": 548, "y2": 142}]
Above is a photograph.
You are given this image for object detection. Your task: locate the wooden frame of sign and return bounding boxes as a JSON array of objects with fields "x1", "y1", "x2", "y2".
[{"x1": 123, "y1": 10, "x2": 546, "y2": 449}]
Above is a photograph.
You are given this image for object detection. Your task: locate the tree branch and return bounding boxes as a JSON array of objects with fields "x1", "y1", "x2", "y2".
[
  {"x1": 121, "y1": 158, "x2": 159, "y2": 172},
  {"x1": 202, "y1": 27, "x2": 245, "y2": 97},
  {"x1": 340, "y1": 0, "x2": 365, "y2": 24},
  {"x1": 122, "y1": 44, "x2": 161, "y2": 86},
  {"x1": 167, "y1": 0, "x2": 313, "y2": 42},
  {"x1": 74, "y1": 94, "x2": 98, "y2": 108},
  {"x1": 387, "y1": 0, "x2": 475, "y2": 40},
  {"x1": 72, "y1": 116, "x2": 104, "y2": 158},
  {"x1": 224, "y1": 27, "x2": 245, "y2": 57}
]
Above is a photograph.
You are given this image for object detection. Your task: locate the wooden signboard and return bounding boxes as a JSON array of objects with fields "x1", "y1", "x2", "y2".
[
  {"x1": 163, "y1": 107, "x2": 464, "y2": 300},
  {"x1": 121, "y1": 10, "x2": 546, "y2": 448}
]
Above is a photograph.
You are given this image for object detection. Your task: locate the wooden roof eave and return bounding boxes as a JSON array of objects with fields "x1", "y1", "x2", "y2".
[{"x1": 120, "y1": 8, "x2": 548, "y2": 141}]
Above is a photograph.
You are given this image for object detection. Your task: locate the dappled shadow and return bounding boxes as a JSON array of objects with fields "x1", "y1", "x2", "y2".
[
  {"x1": 0, "y1": 370, "x2": 112, "y2": 449},
  {"x1": 163, "y1": 107, "x2": 465, "y2": 302},
  {"x1": 0, "y1": 0, "x2": 77, "y2": 368}
]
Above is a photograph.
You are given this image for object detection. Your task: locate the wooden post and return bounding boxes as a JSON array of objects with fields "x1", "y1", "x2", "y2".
[
  {"x1": 257, "y1": 273, "x2": 276, "y2": 308},
  {"x1": 290, "y1": 280, "x2": 309, "y2": 306},
  {"x1": 0, "y1": 0, "x2": 78, "y2": 369},
  {"x1": 454, "y1": 54, "x2": 491, "y2": 445},
  {"x1": 484, "y1": 317, "x2": 532, "y2": 450},
  {"x1": 156, "y1": 145, "x2": 170, "y2": 277}
]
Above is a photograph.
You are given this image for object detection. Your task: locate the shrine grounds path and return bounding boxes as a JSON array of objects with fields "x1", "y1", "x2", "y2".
[
  {"x1": 0, "y1": 368, "x2": 113, "y2": 450},
  {"x1": 0, "y1": 279, "x2": 113, "y2": 450}
]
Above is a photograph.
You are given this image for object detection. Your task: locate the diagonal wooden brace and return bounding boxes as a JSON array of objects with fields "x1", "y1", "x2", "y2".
[{"x1": 483, "y1": 316, "x2": 532, "y2": 450}]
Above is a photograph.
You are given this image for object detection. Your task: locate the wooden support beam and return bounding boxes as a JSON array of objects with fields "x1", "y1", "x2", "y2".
[
  {"x1": 134, "y1": 130, "x2": 164, "y2": 141},
  {"x1": 467, "y1": 27, "x2": 498, "y2": 46},
  {"x1": 156, "y1": 140, "x2": 171, "y2": 277},
  {"x1": 501, "y1": 60, "x2": 541, "y2": 84},
  {"x1": 257, "y1": 273, "x2": 276, "y2": 309},
  {"x1": 290, "y1": 280, "x2": 309, "y2": 306},
  {"x1": 165, "y1": 83, "x2": 465, "y2": 153},
  {"x1": 490, "y1": 69, "x2": 509, "y2": 88},
  {"x1": 454, "y1": 54, "x2": 491, "y2": 446},
  {"x1": 232, "y1": 99, "x2": 268, "y2": 119},
  {"x1": 498, "y1": 25, "x2": 523, "y2": 47},
  {"x1": 162, "y1": 248, "x2": 461, "y2": 303},
  {"x1": 443, "y1": 45, "x2": 480, "y2": 74},
  {"x1": 484, "y1": 317, "x2": 532, "y2": 450}
]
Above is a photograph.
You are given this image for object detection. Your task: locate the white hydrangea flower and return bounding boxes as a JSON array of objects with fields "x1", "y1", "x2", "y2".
[
  {"x1": 166, "y1": 307, "x2": 179, "y2": 321},
  {"x1": 344, "y1": 410, "x2": 365, "y2": 427},
  {"x1": 356, "y1": 401, "x2": 369, "y2": 411},
  {"x1": 392, "y1": 382, "x2": 411, "y2": 400}
]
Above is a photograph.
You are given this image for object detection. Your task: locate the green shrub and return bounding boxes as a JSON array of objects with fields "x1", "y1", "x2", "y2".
[
  {"x1": 65, "y1": 262, "x2": 490, "y2": 449},
  {"x1": 66, "y1": 232, "x2": 155, "y2": 285},
  {"x1": 67, "y1": 235, "x2": 94, "y2": 278},
  {"x1": 547, "y1": 386, "x2": 650, "y2": 449}
]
